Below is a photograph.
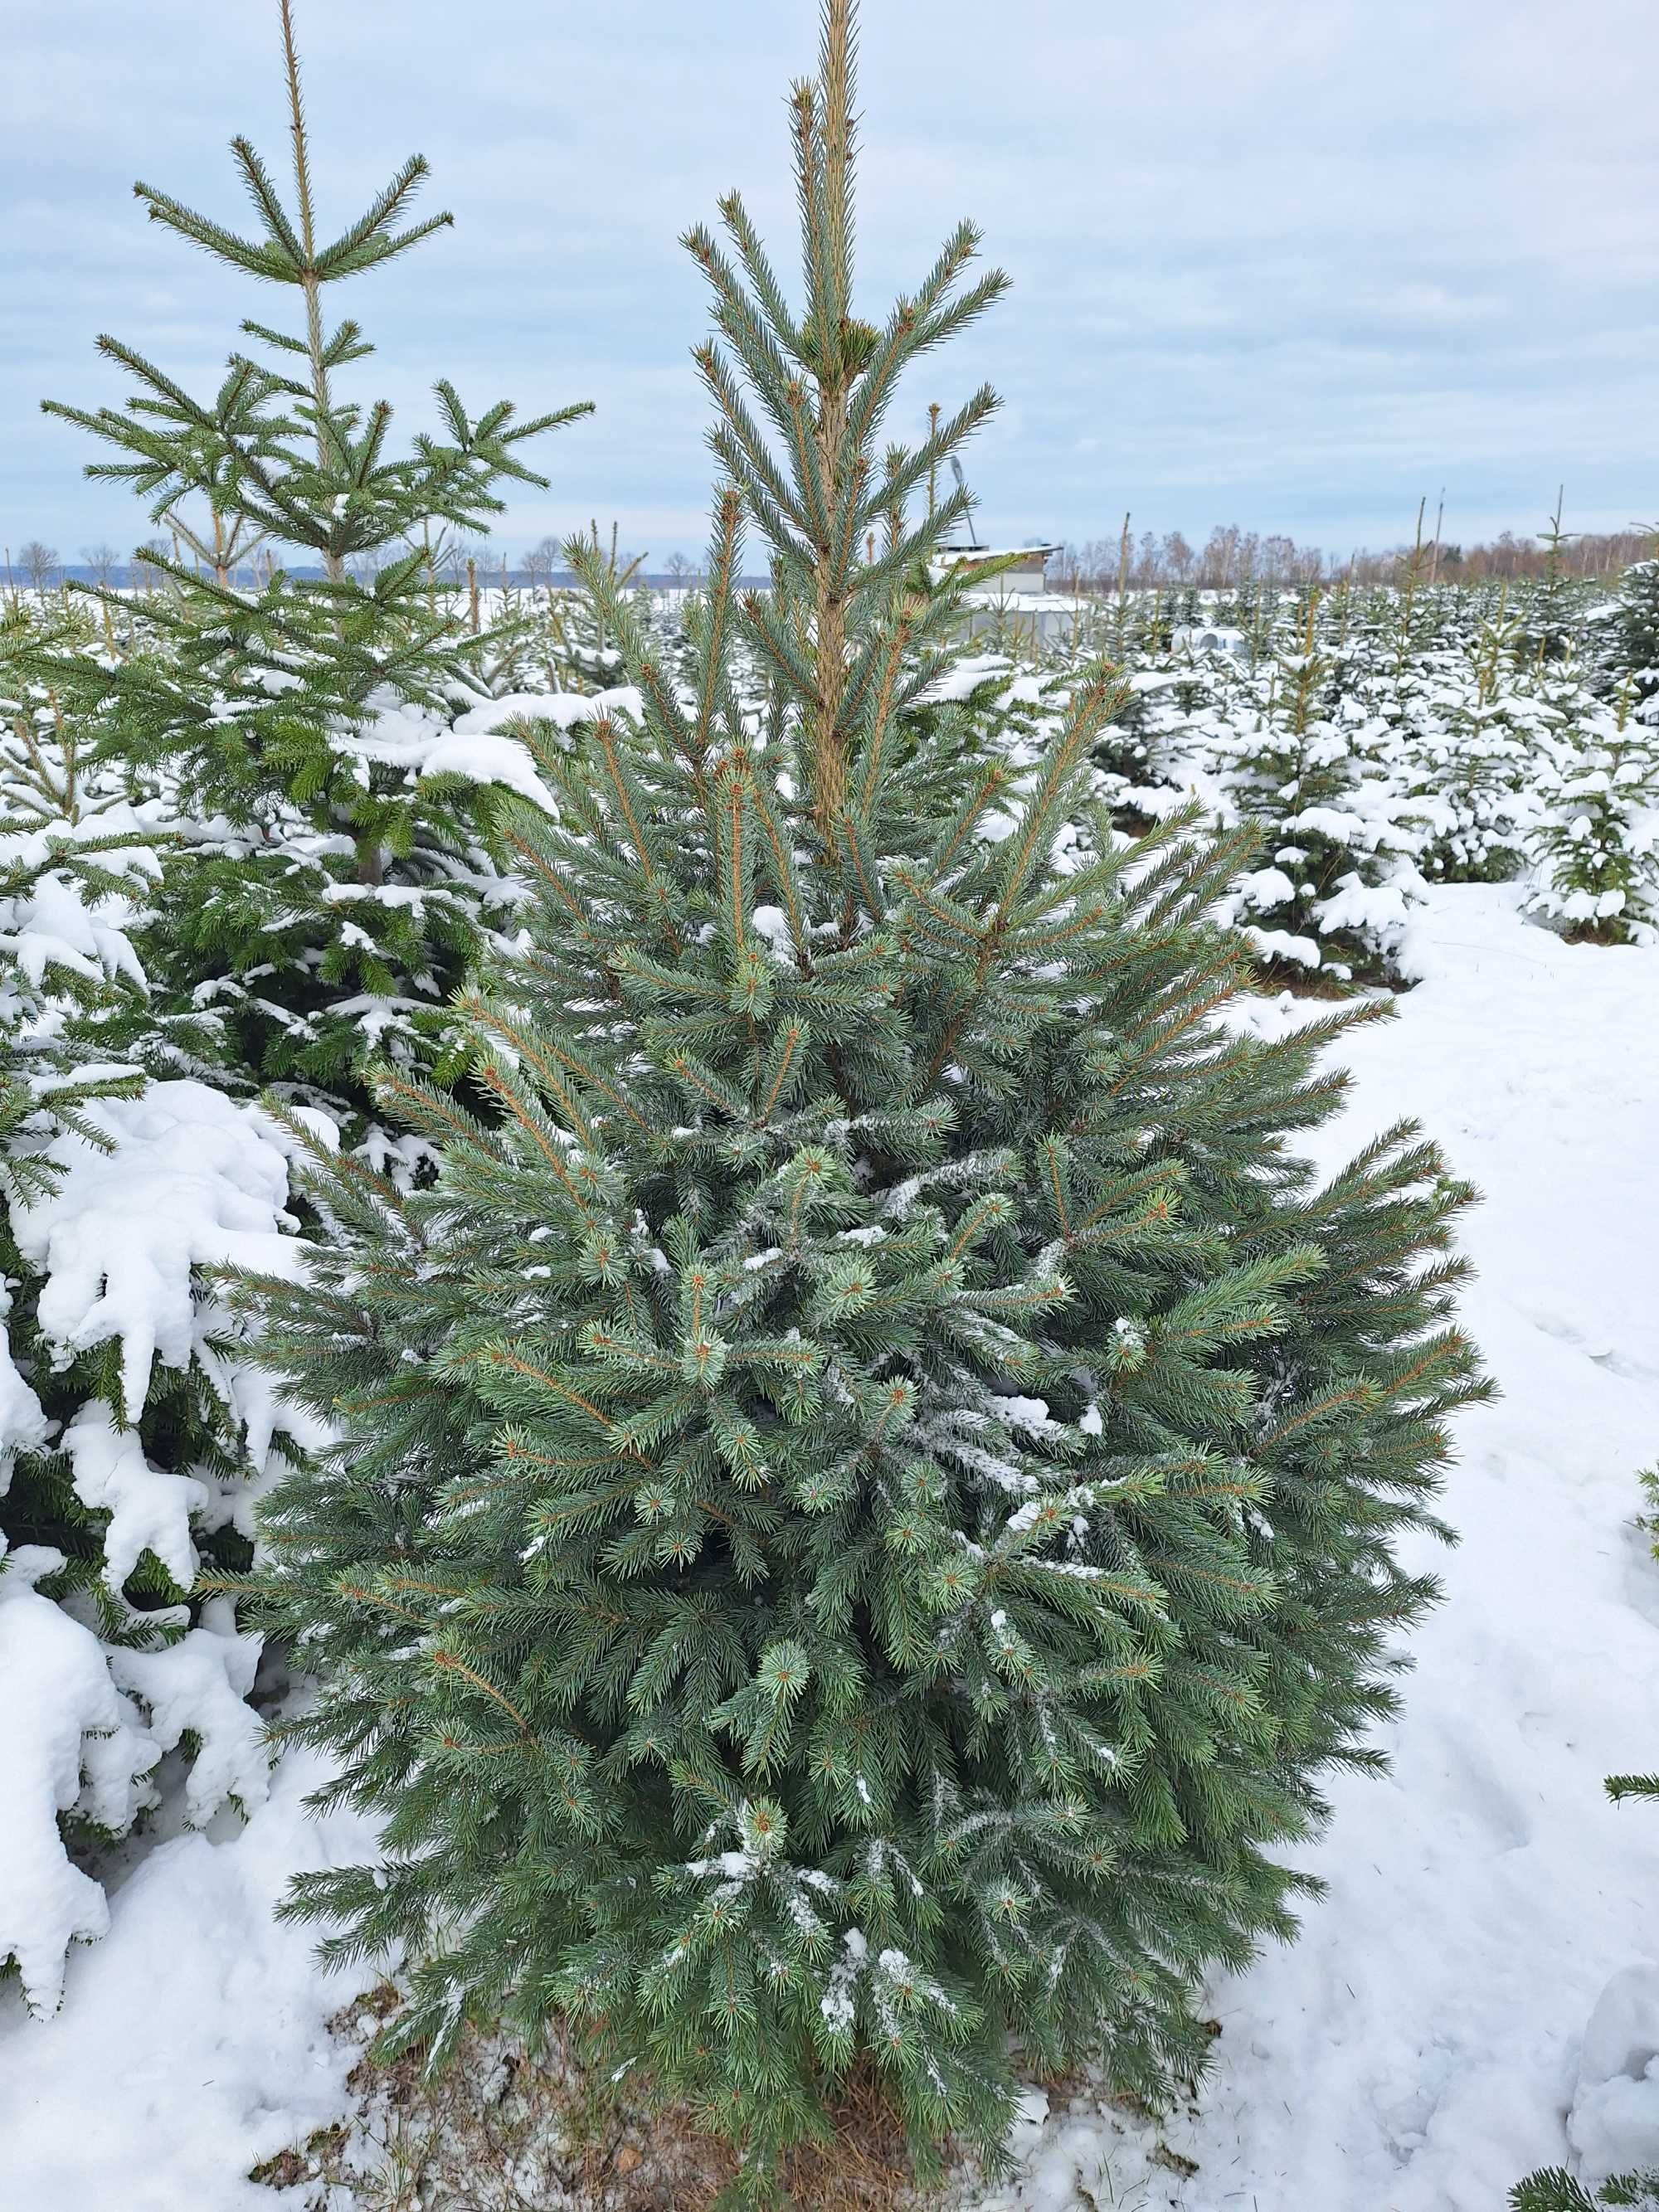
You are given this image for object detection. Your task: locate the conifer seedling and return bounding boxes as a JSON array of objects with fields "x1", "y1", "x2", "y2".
[{"x1": 35, "y1": 0, "x2": 592, "y2": 1137}]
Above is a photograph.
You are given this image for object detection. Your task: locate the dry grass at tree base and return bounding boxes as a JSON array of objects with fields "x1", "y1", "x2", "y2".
[
  {"x1": 252, "y1": 1983, "x2": 926, "y2": 2211},
  {"x1": 251, "y1": 1989, "x2": 1214, "y2": 2210},
  {"x1": 1248, "y1": 958, "x2": 1361, "y2": 1001}
]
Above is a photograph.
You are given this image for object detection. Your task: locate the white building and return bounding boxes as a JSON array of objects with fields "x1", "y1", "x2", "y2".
[
  {"x1": 937, "y1": 542, "x2": 1062, "y2": 595},
  {"x1": 932, "y1": 542, "x2": 1095, "y2": 649}
]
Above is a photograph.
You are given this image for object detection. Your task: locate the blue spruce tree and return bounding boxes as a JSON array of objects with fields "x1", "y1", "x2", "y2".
[{"x1": 231, "y1": 4, "x2": 1487, "y2": 2195}]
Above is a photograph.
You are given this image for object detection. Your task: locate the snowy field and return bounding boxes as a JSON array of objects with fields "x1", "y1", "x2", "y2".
[{"x1": 2, "y1": 879, "x2": 1654, "y2": 2212}]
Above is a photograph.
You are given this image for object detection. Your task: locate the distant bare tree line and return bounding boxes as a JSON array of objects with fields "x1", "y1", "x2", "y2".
[
  {"x1": 1052, "y1": 518, "x2": 1655, "y2": 595},
  {"x1": 8, "y1": 517, "x2": 1652, "y2": 601}
]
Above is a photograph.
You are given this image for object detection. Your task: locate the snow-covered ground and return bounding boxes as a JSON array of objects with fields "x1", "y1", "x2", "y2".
[
  {"x1": 2, "y1": 880, "x2": 1656, "y2": 2211},
  {"x1": 0, "y1": 1740, "x2": 380, "y2": 2212}
]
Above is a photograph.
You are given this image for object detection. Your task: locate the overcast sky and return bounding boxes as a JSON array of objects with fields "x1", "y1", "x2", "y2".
[{"x1": 3, "y1": 0, "x2": 1655, "y2": 568}]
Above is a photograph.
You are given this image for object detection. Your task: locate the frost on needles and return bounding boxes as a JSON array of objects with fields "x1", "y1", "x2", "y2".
[{"x1": 234, "y1": 2, "x2": 1488, "y2": 2196}]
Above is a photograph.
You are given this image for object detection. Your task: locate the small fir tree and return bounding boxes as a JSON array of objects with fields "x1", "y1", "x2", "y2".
[
  {"x1": 235, "y1": 5, "x2": 1486, "y2": 2193},
  {"x1": 1613, "y1": 538, "x2": 1659, "y2": 717},
  {"x1": 1390, "y1": 597, "x2": 1543, "y2": 884},
  {"x1": 34, "y1": 0, "x2": 592, "y2": 1148},
  {"x1": 1524, "y1": 492, "x2": 1582, "y2": 666},
  {"x1": 1525, "y1": 682, "x2": 1659, "y2": 945},
  {"x1": 543, "y1": 518, "x2": 651, "y2": 687},
  {"x1": 1210, "y1": 592, "x2": 1425, "y2": 984}
]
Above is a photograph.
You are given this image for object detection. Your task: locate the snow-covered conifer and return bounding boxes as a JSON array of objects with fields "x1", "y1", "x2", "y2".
[
  {"x1": 1525, "y1": 683, "x2": 1659, "y2": 945},
  {"x1": 0, "y1": 608, "x2": 302, "y2": 2010},
  {"x1": 1206, "y1": 595, "x2": 1427, "y2": 982},
  {"x1": 1392, "y1": 600, "x2": 1542, "y2": 883},
  {"x1": 1612, "y1": 547, "x2": 1659, "y2": 717},
  {"x1": 33, "y1": 0, "x2": 593, "y2": 1154}
]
